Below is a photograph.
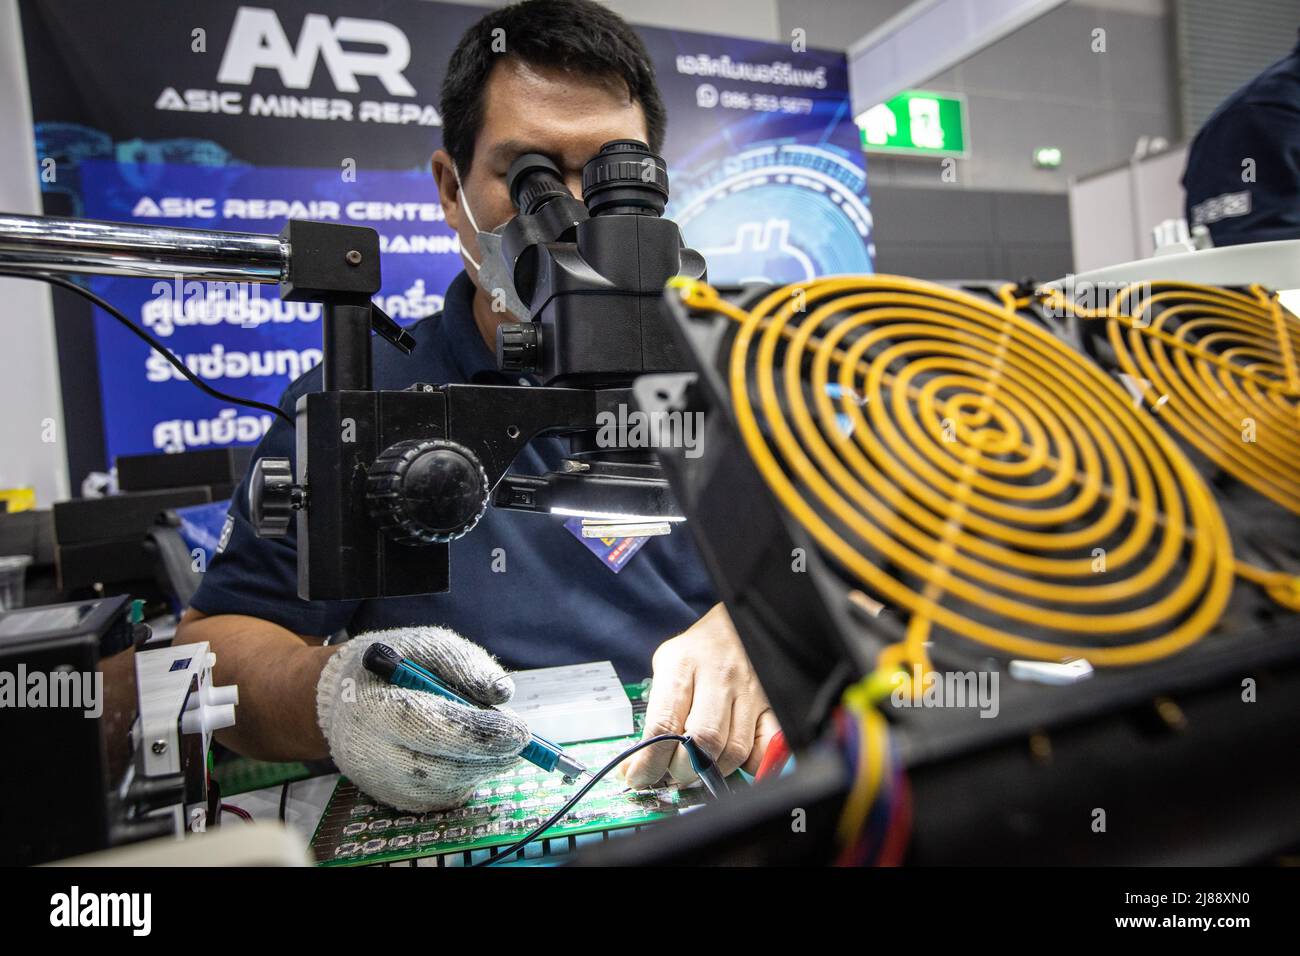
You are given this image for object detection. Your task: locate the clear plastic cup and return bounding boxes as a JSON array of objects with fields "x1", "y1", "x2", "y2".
[{"x1": 0, "y1": 555, "x2": 33, "y2": 611}]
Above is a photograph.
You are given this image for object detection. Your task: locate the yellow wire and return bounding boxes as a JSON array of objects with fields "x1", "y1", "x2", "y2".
[
  {"x1": 1235, "y1": 560, "x2": 1300, "y2": 611},
  {"x1": 835, "y1": 685, "x2": 888, "y2": 853}
]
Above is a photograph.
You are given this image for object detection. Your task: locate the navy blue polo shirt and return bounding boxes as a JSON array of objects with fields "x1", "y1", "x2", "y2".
[
  {"x1": 190, "y1": 270, "x2": 717, "y2": 680},
  {"x1": 1182, "y1": 31, "x2": 1300, "y2": 246}
]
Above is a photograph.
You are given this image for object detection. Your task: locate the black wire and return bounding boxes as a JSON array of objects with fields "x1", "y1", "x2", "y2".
[
  {"x1": 0, "y1": 269, "x2": 294, "y2": 426},
  {"x1": 475, "y1": 733, "x2": 688, "y2": 867},
  {"x1": 279, "y1": 780, "x2": 291, "y2": 822}
]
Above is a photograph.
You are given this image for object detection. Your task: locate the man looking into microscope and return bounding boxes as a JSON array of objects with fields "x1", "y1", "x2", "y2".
[{"x1": 176, "y1": 0, "x2": 778, "y2": 812}]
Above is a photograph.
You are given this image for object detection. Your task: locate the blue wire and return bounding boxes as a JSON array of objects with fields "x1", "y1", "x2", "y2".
[{"x1": 861, "y1": 738, "x2": 901, "y2": 866}]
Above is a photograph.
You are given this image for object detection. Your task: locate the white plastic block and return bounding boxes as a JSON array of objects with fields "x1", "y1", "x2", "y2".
[{"x1": 503, "y1": 661, "x2": 633, "y2": 744}]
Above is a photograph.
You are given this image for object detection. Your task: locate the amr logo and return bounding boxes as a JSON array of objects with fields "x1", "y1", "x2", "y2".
[
  {"x1": 217, "y1": 6, "x2": 415, "y2": 96},
  {"x1": 698, "y1": 220, "x2": 815, "y2": 285}
]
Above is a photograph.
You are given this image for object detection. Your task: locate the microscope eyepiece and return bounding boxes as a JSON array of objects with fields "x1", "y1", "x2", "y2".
[
  {"x1": 507, "y1": 153, "x2": 572, "y2": 215},
  {"x1": 581, "y1": 139, "x2": 668, "y2": 217}
]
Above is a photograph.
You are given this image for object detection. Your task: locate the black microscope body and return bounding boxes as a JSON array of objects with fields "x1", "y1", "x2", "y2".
[{"x1": 250, "y1": 140, "x2": 706, "y2": 600}]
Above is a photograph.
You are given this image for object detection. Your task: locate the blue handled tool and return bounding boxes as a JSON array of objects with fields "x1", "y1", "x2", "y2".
[{"x1": 362, "y1": 642, "x2": 589, "y2": 783}]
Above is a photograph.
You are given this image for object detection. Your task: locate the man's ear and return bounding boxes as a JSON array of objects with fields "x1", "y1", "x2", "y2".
[{"x1": 431, "y1": 148, "x2": 464, "y2": 236}]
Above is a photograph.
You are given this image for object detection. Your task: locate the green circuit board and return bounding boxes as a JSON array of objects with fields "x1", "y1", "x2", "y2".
[
  {"x1": 212, "y1": 756, "x2": 314, "y2": 796},
  {"x1": 310, "y1": 683, "x2": 707, "y2": 866}
]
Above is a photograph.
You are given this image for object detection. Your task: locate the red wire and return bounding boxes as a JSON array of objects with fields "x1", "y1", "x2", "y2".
[
  {"x1": 760, "y1": 716, "x2": 911, "y2": 865},
  {"x1": 220, "y1": 803, "x2": 254, "y2": 824},
  {"x1": 755, "y1": 729, "x2": 792, "y2": 780},
  {"x1": 876, "y1": 768, "x2": 913, "y2": 866}
]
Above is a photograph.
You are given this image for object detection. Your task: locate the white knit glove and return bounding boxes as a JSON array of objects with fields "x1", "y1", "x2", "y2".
[{"x1": 316, "y1": 626, "x2": 530, "y2": 812}]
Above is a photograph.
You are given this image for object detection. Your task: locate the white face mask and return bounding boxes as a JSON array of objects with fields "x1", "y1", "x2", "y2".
[{"x1": 452, "y1": 162, "x2": 529, "y2": 320}]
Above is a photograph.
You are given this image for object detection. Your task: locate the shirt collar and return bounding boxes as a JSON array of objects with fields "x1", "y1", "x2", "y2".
[{"x1": 442, "y1": 269, "x2": 504, "y2": 382}]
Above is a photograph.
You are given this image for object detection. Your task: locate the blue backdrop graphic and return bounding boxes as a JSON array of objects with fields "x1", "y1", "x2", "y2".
[
  {"x1": 78, "y1": 160, "x2": 452, "y2": 458},
  {"x1": 19, "y1": 0, "x2": 872, "y2": 465}
]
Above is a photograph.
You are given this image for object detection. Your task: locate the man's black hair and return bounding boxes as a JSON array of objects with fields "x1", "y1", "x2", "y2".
[{"x1": 439, "y1": 0, "x2": 667, "y2": 173}]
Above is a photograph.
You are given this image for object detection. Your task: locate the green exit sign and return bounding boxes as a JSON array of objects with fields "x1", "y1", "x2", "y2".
[{"x1": 857, "y1": 90, "x2": 968, "y2": 158}]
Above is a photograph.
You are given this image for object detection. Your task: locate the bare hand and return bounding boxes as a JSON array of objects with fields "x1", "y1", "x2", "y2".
[{"x1": 621, "y1": 604, "x2": 779, "y2": 788}]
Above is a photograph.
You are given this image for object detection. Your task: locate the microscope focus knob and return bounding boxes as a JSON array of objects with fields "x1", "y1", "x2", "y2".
[
  {"x1": 497, "y1": 322, "x2": 540, "y2": 373},
  {"x1": 248, "y1": 457, "x2": 301, "y2": 537},
  {"x1": 367, "y1": 439, "x2": 489, "y2": 544}
]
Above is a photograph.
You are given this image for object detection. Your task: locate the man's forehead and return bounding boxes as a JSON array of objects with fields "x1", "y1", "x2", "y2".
[{"x1": 476, "y1": 59, "x2": 648, "y2": 171}]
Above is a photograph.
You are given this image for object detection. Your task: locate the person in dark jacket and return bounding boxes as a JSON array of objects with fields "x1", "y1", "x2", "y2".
[{"x1": 1182, "y1": 29, "x2": 1300, "y2": 246}]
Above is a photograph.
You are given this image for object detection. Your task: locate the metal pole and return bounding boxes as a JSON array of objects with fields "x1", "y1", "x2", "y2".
[
  {"x1": 322, "y1": 302, "x2": 373, "y2": 391},
  {"x1": 0, "y1": 213, "x2": 286, "y2": 283}
]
